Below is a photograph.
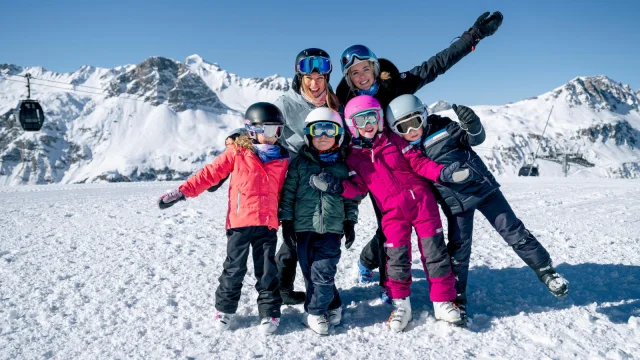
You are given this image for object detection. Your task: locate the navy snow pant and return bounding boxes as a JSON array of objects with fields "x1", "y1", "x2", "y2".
[
  {"x1": 296, "y1": 232, "x2": 342, "y2": 316},
  {"x1": 445, "y1": 190, "x2": 552, "y2": 305},
  {"x1": 215, "y1": 226, "x2": 282, "y2": 318}
]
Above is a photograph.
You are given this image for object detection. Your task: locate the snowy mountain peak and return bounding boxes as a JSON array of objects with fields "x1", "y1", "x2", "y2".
[
  {"x1": 0, "y1": 64, "x2": 23, "y2": 76},
  {"x1": 107, "y1": 56, "x2": 230, "y2": 112},
  {"x1": 547, "y1": 75, "x2": 639, "y2": 113},
  {"x1": 184, "y1": 54, "x2": 291, "y2": 112},
  {"x1": 428, "y1": 100, "x2": 452, "y2": 113}
]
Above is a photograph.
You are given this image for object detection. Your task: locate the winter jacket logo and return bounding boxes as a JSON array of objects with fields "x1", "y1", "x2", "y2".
[{"x1": 400, "y1": 72, "x2": 407, "y2": 79}]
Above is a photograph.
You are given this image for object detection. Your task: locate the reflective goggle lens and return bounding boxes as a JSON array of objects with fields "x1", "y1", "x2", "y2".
[
  {"x1": 245, "y1": 124, "x2": 283, "y2": 138},
  {"x1": 305, "y1": 121, "x2": 342, "y2": 138},
  {"x1": 394, "y1": 116, "x2": 423, "y2": 134},
  {"x1": 351, "y1": 110, "x2": 380, "y2": 128},
  {"x1": 341, "y1": 45, "x2": 377, "y2": 72},
  {"x1": 297, "y1": 56, "x2": 332, "y2": 75}
]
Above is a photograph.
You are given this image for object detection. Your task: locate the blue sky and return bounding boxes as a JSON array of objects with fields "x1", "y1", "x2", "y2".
[{"x1": 1, "y1": 0, "x2": 638, "y2": 105}]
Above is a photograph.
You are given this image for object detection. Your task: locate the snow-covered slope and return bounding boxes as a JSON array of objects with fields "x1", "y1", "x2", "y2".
[
  {"x1": 433, "y1": 76, "x2": 640, "y2": 178},
  {"x1": 0, "y1": 56, "x2": 290, "y2": 185},
  {"x1": 1, "y1": 179, "x2": 639, "y2": 359}
]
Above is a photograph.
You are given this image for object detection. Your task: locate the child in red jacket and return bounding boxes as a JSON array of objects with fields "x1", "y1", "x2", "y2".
[{"x1": 158, "y1": 102, "x2": 290, "y2": 335}]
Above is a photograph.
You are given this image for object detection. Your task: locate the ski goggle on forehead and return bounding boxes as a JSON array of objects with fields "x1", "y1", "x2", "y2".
[
  {"x1": 297, "y1": 56, "x2": 332, "y2": 75},
  {"x1": 245, "y1": 123, "x2": 284, "y2": 138},
  {"x1": 341, "y1": 45, "x2": 378, "y2": 72},
  {"x1": 304, "y1": 121, "x2": 343, "y2": 138},
  {"x1": 394, "y1": 111, "x2": 425, "y2": 135},
  {"x1": 350, "y1": 110, "x2": 381, "y2": 128}
]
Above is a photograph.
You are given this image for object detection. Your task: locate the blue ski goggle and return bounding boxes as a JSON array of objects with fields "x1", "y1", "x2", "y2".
[
  {"x1": 304, "y1": 121, "x2": 343, "y2": 138},
  {"x1": 340, "y1": 45, "x2": 378, "y2": 74},
  {"x1": 297, "y1": 56, "x2": 332, "y2": 75},
  {"x1": 245, "y1": 123, "x2": 284, "y2": 138}
]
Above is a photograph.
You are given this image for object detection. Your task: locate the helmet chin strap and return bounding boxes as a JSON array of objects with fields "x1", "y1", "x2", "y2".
[{"x1": 357, "y1": 81, "x2": 379, "y2": 96}]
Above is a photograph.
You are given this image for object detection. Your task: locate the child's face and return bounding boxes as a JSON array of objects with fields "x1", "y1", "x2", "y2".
[
  {"x1": 357, "y1": 123, "x2": 378, "y2": 139},
  {"x1": 402, "y1": 127, "x2": 423, "y2": 143},
  {"x1": 257, "y1": 133, "x2": 278, "y2": 145},
  {"x1": 312, "y1": 135, "x2": 336, "y2": 151}
]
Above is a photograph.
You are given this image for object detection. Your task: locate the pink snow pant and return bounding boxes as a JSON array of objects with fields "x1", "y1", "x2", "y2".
[{"x1": 381, "y1": 187, "x2": 456, "y2": 301}]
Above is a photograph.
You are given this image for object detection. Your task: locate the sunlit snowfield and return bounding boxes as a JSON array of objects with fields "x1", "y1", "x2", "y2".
[{"x1": 1, "y1": 178, "x2": 639, "y2": 359}]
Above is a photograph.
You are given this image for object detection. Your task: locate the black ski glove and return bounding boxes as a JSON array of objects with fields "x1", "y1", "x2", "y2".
[
  {"x1": 440, "y1": 161, "x2": 471, "y2": 183},
  {"x1": 281, "y1": 220, "x2": 297, "y2": 248},
  {"x1": 452, "y1": 104, "x2": 479, "y2": 125},
  {"x1": 158, "y1": 189, "x2": 186, "y2": 209},
  {"x1": 452, "y1": 104, "x2": 482, "y2": 132},
  {"x1": 468, "y1": 11, "x2": 503, "y2": 44},
  {"x1": 343, "y1": 220, "x2": 356, "y2": 249},
  {"x1": 309, "y1": 172, "x2": 344, "y2": 194}
]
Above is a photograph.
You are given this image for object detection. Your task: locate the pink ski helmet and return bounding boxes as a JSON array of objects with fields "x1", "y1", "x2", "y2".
[{"x1": 344, "y1": 95, "x2": 384, "y2": 138}]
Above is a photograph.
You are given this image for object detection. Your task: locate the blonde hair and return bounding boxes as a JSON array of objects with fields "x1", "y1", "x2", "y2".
[
  {"x1": 301, "y1": 74, "x2": 340, "y2": 111},
  {"x1": 234, "y1": 135, "x2": 256, "y2": 153}
]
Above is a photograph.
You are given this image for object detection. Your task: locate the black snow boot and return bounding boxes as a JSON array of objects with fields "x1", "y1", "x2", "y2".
[
  {"x1": 280, "y1": 289, "x2": 306, "y2": 305},
  {"x1": 454, "y1": 292, "x2": 468, "y2": 327},
  {"x1": 535, "y1": 266, "x2": 569, "y2": 298}
]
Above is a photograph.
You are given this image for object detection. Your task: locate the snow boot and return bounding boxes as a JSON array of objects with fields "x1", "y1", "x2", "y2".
[
  {"x1": 388, "y1": 297, "x2": 412, "y2": 333},
  {"x1": 535, "y1": 265, "x2": 569, "y2": 298},
  {"x1": 433, "y1": 301, "x2": 464, "y2": 325},
  {"x1": 357, "y1": 260, "x2": 374, "y2": 283},
  {"x1": 281, "y1": 289, "x2": 306, "y2": 305},
  {"x1": 455, "y1": 292, "x2": 468, "y2": 327},
  {"x1": 302, "y1": 313, "x2": 329, "y2": 335},
  {"x1": 327, "y1": 306, "x2": 342, "y2": 326},
  {"x1": 258, "y1": 317, "x2": 280, "y2": 335},
  {"x1": 213, "y1": 310, "x2": 233, "y2": 331}
]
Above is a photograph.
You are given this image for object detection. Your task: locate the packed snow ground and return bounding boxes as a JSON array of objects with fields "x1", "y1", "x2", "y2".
[{"x1": 1, "y1": 178, "x2": 639, "y2": 359}]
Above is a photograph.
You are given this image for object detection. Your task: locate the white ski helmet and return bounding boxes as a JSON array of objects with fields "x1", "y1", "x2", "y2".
[
  {"x1": 304, "y1": 107, "x2": 345, "y2": 147},
  {"x1": 385, "y1": 94, "x2": 428, "y2": 136}
]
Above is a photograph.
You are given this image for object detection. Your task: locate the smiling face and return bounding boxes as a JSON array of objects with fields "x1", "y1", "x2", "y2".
[
  {"x1": 348, "y1": 61, "x2": 376, "y2": 91},
  {"x1": 302, "y1": 73, "x2": 327, "y2": 98},
  {"x1": 311, "y1": 134, "x2": 336, "y2": 151},
  {"x1": 357, "y1": 122, "x2": 378, "y2": 139},
  {"x1": 402, "y1": 127, "x2": 423, "y2": 142}
]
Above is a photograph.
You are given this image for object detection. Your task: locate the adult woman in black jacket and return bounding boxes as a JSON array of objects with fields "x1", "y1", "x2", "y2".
[{"x1": 340, "y1": 11, "x2": 504, "y2": 289}]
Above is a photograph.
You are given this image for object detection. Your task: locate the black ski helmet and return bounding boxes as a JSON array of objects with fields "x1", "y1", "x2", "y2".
[
  {"x1": 295, "y1": 48, "x2": 332, "y2": 81},
  {"x1": 244, "y1": 102, "x2": 284, "y2": 126}
]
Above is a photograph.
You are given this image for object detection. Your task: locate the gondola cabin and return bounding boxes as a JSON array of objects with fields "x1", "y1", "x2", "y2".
[
  {"x1": 518, "y1": 164, "x2": 539, "y2": 177},
  {"x1": 17, "y1": 100, "x2": 46, "y2": 131}
]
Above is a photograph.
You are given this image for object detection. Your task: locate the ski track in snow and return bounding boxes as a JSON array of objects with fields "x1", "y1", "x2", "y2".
[{"x1": 1, "y1": 178, "x2": 639, "y2": 359}]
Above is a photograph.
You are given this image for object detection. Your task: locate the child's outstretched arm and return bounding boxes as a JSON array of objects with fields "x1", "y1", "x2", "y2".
[
  {"x1": 452, "y1": 104, "x2": 486, "y2": 146},
  {"x1": 388, "y1": 132, "x2": 444, "y2": 182},
  {"x1": 178, "y1": 148, "x2": 236, "y2": 198}
]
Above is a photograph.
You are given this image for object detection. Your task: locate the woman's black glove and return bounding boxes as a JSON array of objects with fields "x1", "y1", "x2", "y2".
[{"x1": 468, "y1": 11, "x2": 503, "y2": 44}]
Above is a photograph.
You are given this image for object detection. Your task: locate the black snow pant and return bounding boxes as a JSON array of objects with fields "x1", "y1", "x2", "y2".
[
  {"x1": 275, "y1": 234, "x2": 299, "y2": 292},
  {"x1": 445, "y1": 189, "x2": 552, "y2": 305},
  {"x1": 296, "y1": 232, "x2": 342, "y2": 316},
  {"x1": 215, "y1": 226, "x2": 282, "y2": 318},
  {"x1": 358, "y1": 193, "x2": 388, "y2": 286}
]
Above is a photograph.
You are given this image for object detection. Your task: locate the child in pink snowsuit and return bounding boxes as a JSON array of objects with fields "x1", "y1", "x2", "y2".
[{"x1": 310, "y1": 95, "x2": 465, "y2": 331}]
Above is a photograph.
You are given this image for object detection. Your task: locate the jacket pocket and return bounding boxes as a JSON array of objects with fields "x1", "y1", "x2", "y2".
[{"x1": 236, "y1": 191, "x2": 241, "y2": 214}]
